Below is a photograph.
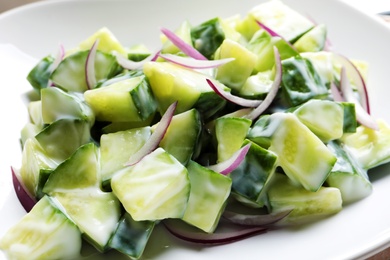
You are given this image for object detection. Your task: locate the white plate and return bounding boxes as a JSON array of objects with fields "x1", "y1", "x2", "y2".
[{"x1": 1, "y1": 0, "x2": 390, "y2": 259}]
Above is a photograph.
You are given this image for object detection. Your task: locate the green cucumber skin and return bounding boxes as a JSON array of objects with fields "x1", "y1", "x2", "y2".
[{"x1": 27, "y1": 55, "x2": 54, "y2": 93}]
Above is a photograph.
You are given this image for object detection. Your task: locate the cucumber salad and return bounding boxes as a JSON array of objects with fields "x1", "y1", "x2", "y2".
[{"x1": 2, "y1": 0, "x2": 390, "y2": 259}]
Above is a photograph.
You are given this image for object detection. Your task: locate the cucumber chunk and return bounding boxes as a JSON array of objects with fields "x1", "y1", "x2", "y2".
[
  {"x1": 26, "y1": 55, "x2": 54, "y2": 93},
  {"x1": 326, "y1": 141, "x2": 372, "y2": 204},
  {"x1": 111, "y1": 148, "x2": 190, "y2": 221},
  {"x1": 182, "y1": 161, "x2": 232, "y2": 233},
  {"x1": 268, "y1": 173, "x2": 342, "y2": 224},
  {"x1": 143, "y1": 61, "x2": 226, "y2": 118},
  {"x1": 214, "y1": 39, "x2": 257, "y2": 91},
  {"x1": 292, "y1": 99, "x2": 344, "y2": 142},
  {"x1": 239, "y1": 70, "x2": 273, "y2": 99},
  {"x1": 41, "y1": 87, "x2": 94, "y2": 125},
  {"x1": 100, "y1": 127, "x2": 151, "y2": 183},
  {"x1": 84, "y1": 76, "x2": 156, "y2": 122},
  {"x1": 341, "y1": 119, "x2": 390, "y2": 170},
  {"x1": 155, "y1": 109, "x2": 202, "y2": 165},
  {"x1": 108, "y1": 213, "x2": 155, "y2": 259},
  {"x1": 230, "y1": 139, "x2": 278, "y2": 207},
  {"x1": 215, "y1": 116, "x2": 252, "y2": 162},
  {"x1": 293, "y1": 24, "x2": 327, "y2": 52},
  {"x1": 0, "y1": 196, "x2": 82, "y2": 260},
  {"x1": 249, "y1": 113, "x2": 337, "y2": 191}
]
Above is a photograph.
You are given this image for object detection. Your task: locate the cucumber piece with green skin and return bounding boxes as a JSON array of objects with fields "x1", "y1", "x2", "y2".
[
  {"x1": 293, "y1": 24, "x2": 327, "y2": 53},
  {"x1": 230, "y1": 139, "x2": 278, "y2": 208},
  {"x1": 51, "y1": 189, "x2": 121, "y2": 252},
  {"x1": 341, "y1": 102, "x2": 357, "y2": 133},
  {"x1": 77, "y1": 27, "x2": 128, "y2": 56},
  {"x1": 127, "y1": 44, "x2": 152, "y2": 61},
  {"x1": 267, "y1": 173, "x2": 342, "y2": 225},
  {"x1": 43, "y1": 143, "x2": 100, "y2": 192},
  {"x1": 41, "y1": 87, "x2": 95, "y2": 125},
  {"x1": 101, "y1": 114, "x2": 154, "y2": 134},
  {"x1": 20, "y1": 122, "x2": 41, "y2": 147},
  {"x1": 341, "y1": 119, "x2": 390, "y2": 170},
  {"x1": 100, "y1": 127, "x2": 151, "y2": 184},
  {"x1": 50, "y1": 49, "x2": 122, "y2": 92},
  {"x1": 239, "y1": 70, "x2": 273, "y2": 99},
  {"x1": 281, "y1": 56, "x2": 329, "y2": 107},
  {"x1": 27, "y1": 100, "x2": 44, "y2": 127},
  {"x1": 292, "y1": 99, "x2": 344, "y2": 142},
  {"x1": 111, "y1": 148, "x2": 190, "y2": 221},
  {"x1": 26, "y1": 55, "x2": 54, "y2": 93},
  {"x1": 248, "y1": 0, "x2": 314, "y2": 42},
  {"x1": 326, "y1": 141, "x2": 372, "y2": 204},
  {"x1": 84, "y1": 76, "x2": 157, "y2": 122},
  {"x1": 182, "y1": 161, "x2": 231, "y2": 233},
  {"x1": 109, "y1": 212, "x2": 155, "y2": 259},
  {"x1": 247, "y1": 29, "x2": 298, "y2": 73},
  {"x1": 153, "y1": 109, "x2": 202, "y2": 165},
  {"x1": 43, "y1": 143, "x2": 121, "y2": 251},
  {"x1": 214, "y1": 39, "x2": 257, "y2": 92},
  {"x1": 249, "y1": 112, "x2": 337, "y2": 191},
  {"x1": 301, "y1": 51, "x2": 334, "y2": 86},
  {"x1": 0, "y1": 195, "x2": 82, "y2": 260},
  {"x1": 35, "y1": 119, "x2": 92, "y2": 164},
  {"x1": 20, "y1": 138, "x2": 58, "y2": 199},
  {"x1": 143, "y1": 61, "x2": 226, "y2": 118},
  {"x1": 215, "y1": 116, "x2": 251, "y2": 162}
]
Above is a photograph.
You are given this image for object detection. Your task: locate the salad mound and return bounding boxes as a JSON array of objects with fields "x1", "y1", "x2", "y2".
[{"x1": 2, "y1": 0, "x2": 390, "y2": 259}]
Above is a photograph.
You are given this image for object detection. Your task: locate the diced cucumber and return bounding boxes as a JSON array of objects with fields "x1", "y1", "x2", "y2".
[
  {"x1": 301, "y1": 51, "x2": 334, "y2": 85},
  {"x1": 50, "y1": 49, "x2": 122, "y2": 92},
  {"x1": 182, "y1": 160, "x2": 232, "y2": 233},
  {"x1": 230, "y1": 139, "x2": 277, "y2": 207},
  {"x1": 111, "y1": 148, "x2": 190, "y2": 221},
  {"x1": 341, "y1": 119, "x2": 390, "y2": 170},
  {"x1": 190, "y1": 17, "x2": 226, "y2": 59},
  {"x1": 26, "y1": 55, "x2": 54, "y2": 93},
  {"x1": 127, "y1": 44, "x2": 152, "y2": 61},
  {"x1": 43, "y1": 143, "x2": 100, "y2": 192},
  {"x1": 247, "y1": 29, "x2": 298, "y2": 72},
  {"x1": 293, "y1": 24, "x2": 327, "y2": 52},
  {"x1": 19, "y1": 138, "x2": 58, "y2": 199},
  {"x1": 100, "y1": 127, "x2": 151, "y2": 183},
  {"x1": 235, "y1": 13, "x2": 259, "y2": 41},
  {"x1": 214, "y1": 39, "x2": 257, "y2": 91},
  {"x1": 84, "y1": 76, "x2": 156, "y2": 122},
  {"x1": 143, "y1": 61, "x2": 226, "y2": 117},
  {"x1": 27, "y1": 100, "x2": 44, "y2": 127},
  {"x1": 0, "y1": 195, "x2": 82, "y2": 260},
  {"x1": 268, "y1": 173, "x2": 342, "y2": 224},
  {"x1": 35, "y1": 119, "x2": 92, "y2": 163},
  {"x1": 41, "y1": 87, "x2": 95, "y2": 124},
  {"x1": 161, "y1": 20, "x2": 193, "y2": 55},
  {"x1": 280, "y1": 56, "x2": 329, "y2": 106},
  {"x1": 239, "y1": 70, "x2": 273, "y2": 99},
  {"x1": 248, "y1": 0, "x2": 314, "y2": 42},
  {"x1": 249, "y1": 113, "x2": 337, "y2": 191},
  {"x1": 341, "y1": 102, "x2": 357, "y2": 133},
  {"x1": 20, "y1": 123, "x2": 41, "y2": 147},
  {"x1": 326, "y1": 141, "x2": 372, "y2": 204},
  {"x1": 101, "y1": 115, "x2": 154, "y2": 134},
  {"x1": 77, "y1": 27, "x2": 128, "y2": 56},
  {"x1": 292, "y1": 99, "x2": 344, "y2": 142},
  {"x1": 108, "y1": 212, "x2": 155, "y2": 259},
  {"x1": 215, "y1": 116, "x2": 252, "y2": 162},
  {"x1": 154, "y1": 109, "x2": 202, "y2": 165},
  {"x1": 51, "y1": 189, "x2": 121, "y2": 252}
]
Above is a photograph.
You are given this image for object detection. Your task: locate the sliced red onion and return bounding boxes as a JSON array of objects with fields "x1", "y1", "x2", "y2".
[
  {"x1": 245, "y1": 46, "x2": 282, "y2": 120},
  {"x1": 332, "y1": 53, "x2": 370, "y2": 114},
  {"x1": 163, "y1": 220, "x2": 267, "y2": 245},
  {"x1": 12, "y1": 166, "x2": 36, "y2": 212},
  {"x1": 47, "y1": 44, "x2": 65, "y2": 87},
  {"x1": 222, "y1": 210, "x2": 292, "y2": 226},
  {"x1": 339, "y1": 67, "x2": 378, "y2": 130},
  {"x1": 124, "y1": 101, "x2": 177, "y2": 166},
  {"x1": 159, "y1": 53, "x2": 234, "y2": 69},
  {"x1": 206, "y1": 79, "x2": 262, "y2": 108},
  {"x1": 85, "y1": 39, "x2": 99, "y2": 89},
  {"x1": 160, "y1": 27, "x2": 207, "y2": 60},
  {"x1": 255, "y1": 20, "x2": 280, "y2": 37},
  {"x1": 208, "y1": 143, "x2": 251, "y2": 175},
  {"x1": 330, "y1": 82, "x2": 344, "y2": 102},
  {"x1": 116, "y1": 50, "x2": 160, "y2": 70}
]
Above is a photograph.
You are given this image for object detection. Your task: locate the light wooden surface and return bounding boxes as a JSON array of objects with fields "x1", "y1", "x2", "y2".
[{"x1": 0, "y1": 1, "x2": 389, "y2": 259}]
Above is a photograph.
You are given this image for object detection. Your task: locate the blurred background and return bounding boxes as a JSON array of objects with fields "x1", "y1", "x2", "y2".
[{"x1": 0, "y1": 0, "x2": 42, "y2": 13}]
